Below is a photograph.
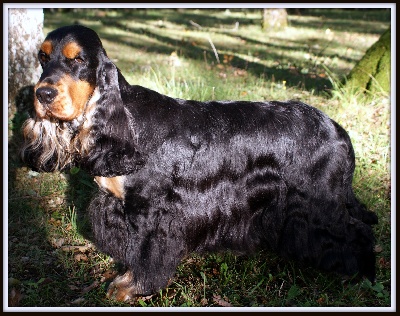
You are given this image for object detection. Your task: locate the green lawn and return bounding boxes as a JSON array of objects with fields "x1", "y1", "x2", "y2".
[{"x1": 8, "y1": 8, "x2": 392, "y2": 309}]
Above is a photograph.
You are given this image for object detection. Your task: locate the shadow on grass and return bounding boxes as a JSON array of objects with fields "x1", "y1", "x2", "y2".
[
  {"x1": 288, "y1": 8, "x2": 391, "y2": 34},
  {"x1": 42, "y1": 8, "x2": 390, "y2": 95},
  {"x1": 89, "y1": 18, "x2": 333, "y2": 93}
]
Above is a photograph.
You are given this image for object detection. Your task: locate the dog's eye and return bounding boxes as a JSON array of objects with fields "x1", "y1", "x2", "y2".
[
  {"x1": 39, "y1": 52, "x2": 50, "y2": 64},
  {"x1": 74, "y1": 57, "x2": 84, "y2": 64}
]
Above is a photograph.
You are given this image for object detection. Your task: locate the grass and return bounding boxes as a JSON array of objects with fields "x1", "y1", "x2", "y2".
[{"x1": 7, "y1": 8, "x2": 392, "y2": 309}]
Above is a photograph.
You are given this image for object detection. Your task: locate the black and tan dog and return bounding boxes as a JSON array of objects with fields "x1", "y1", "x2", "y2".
[{"x1": 21, "y1": 25, "x2": 378, "y2": 301}]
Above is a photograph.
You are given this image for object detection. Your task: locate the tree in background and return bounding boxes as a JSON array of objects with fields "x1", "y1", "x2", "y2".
[
  {"x1": 8, "y1": 9, "x2": 44, "y2": 123},
  {"x1": 261, "y1": 9, "x2": 288, "y2": 31},
  {"x1": 345, "y1": 27, "x2": 391, "y2": 94}
]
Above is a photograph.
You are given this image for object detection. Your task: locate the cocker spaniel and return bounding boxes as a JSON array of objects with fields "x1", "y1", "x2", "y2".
[{"x1": 21, "y1": 25, "x2": 378, "y2": 301}]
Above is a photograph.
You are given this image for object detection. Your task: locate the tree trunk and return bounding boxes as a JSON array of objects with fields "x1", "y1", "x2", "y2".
[
  {"x1": 345, "y1": 27, "x2": 391, "y2": 94},
  {"x1": 8, "y1": 9, "x2": 44, "y2": 121},
  {"x1": 261, "y1": 9, "x2": 288, "y2": 31}
]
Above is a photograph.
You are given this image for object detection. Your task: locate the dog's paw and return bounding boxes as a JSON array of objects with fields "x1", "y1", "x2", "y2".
[{"x1": 106, "y1": 270, "x2": 138, "y2": 302}]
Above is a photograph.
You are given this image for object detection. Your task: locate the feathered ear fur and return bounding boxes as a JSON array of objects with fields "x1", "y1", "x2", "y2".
[{"x1": 80, "y1": 52, "x2": 144, "y2": 177}]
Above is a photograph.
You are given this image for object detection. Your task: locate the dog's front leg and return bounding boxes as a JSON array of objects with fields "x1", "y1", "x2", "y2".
[{"x1": 106, "y1": 270, "x2": 137, "y2": 302}]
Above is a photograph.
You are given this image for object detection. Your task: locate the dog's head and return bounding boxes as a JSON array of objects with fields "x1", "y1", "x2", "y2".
[
  {"x1": 34, "y1": 25, "x2": 106, "y2": 121},
  {"x1": 21, "y1": 25, "x2": 139, "y2": 175}
]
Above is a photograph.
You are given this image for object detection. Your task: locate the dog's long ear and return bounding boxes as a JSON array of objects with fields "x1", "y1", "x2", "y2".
[
  {"x1": 80, "y1": 51, "x2": 144, "y2": 177},
  {"x1": 96, "y1": 51, "x2": 124, "y2": 109}
]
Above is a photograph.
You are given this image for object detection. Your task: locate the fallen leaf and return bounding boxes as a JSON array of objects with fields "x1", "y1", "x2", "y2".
[
  {"x1": 8, "y1": 288, "x2": 23, "y2": 307},
  {"x1": 27, "y1": 170, "x2": 40, "y2": 178},
  {"x1": 71, "y1": 297, "x2": 85, "y2": 305},
  {"x1": 81, "y1": 281, "x2": 99, "y2": 294},
  {"x1": 65, "y1": 223, "x2": 73, "y2": 231},
  {"x1": 234, "y1": 69, "x2": 247, "y2": 77},
  {"x1": 61, "y1": 245, "x2": 91, "y2": 252},
  {"x1": 223, "y1": 54, "x2": 234, "y2": 64},
  {"x1": 378, "y1": 257, "x2": 390, "y2": 268},
  {"x1": 68, "y1": 284, "x2": 80, "y2": 291},
  {"x1": 200, "y1": 297, "x2": 208, "y2": 306},
  {"x1": 374, "y1": 244, "x2": 383, "y2": 253},
  {"x1": 52, "y1": 238, "x2": 65, "y2": 248},
  {"x1": 213, "y1": 294, "x2": 233, "y2": 307},
  {"x1": 74, "y1": 253, "x2": 88, "y2": 262},
  {"x1": 142, "y1": 294, "x2": 155, "y2": 301}
]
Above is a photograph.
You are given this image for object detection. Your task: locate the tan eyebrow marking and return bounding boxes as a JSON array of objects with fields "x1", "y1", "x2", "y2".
[
  {"x1": 40, "y1": 40, "x2": 53, "y2": 55},
  {"x1": 62, "y1": 41, "x2": 82, "y2": 59}
]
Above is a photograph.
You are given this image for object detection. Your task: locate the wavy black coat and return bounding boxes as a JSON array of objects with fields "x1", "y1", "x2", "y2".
[{"x1": 88, "y1": 59, "x2": 377, "y2": 295}]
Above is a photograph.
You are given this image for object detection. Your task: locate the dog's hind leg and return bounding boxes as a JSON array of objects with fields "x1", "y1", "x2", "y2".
[{"x1": 277, "y1": 195, "x2": 376, "y2": 281}]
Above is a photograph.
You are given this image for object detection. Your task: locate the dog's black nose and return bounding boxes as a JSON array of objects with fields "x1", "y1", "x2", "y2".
[{"x1": 36, "y1": 87, "x2": 58, "y2": 105}]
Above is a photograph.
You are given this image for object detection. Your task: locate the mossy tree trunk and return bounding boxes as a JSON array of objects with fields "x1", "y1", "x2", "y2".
[
  {"x1": 345, "y1": 27, "x2": 391, "y2": 94},
  {"x1": 261, "y1": 9, "x2": 288, "y2": 31}
]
